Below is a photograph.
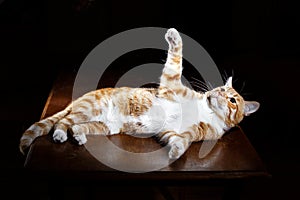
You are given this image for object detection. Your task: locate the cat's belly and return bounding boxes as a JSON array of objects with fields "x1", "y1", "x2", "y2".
[
  {"x1": 94, "y1": 95, "x2": 201, "y2": 135},
  {"x1": 137, "y1": 98, "x2": 182, "y2": 134},
  {"x1": 97, "y1": 97, "x2": 184, "y2": 135},
  {"x1": 137, "y1": 98, "x2": 200, "y2": 134}
]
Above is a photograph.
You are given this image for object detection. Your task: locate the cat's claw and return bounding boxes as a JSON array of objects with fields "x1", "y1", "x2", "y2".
[
  {"x1": 53, "y1": 129, "x2": 68, "y2": 143},
  {"x1": 169, "y1": 142, "x2": 185, "y2": 159},
  {"x1": 165, "y1": 28, "x2": 182, "y2": 49}
]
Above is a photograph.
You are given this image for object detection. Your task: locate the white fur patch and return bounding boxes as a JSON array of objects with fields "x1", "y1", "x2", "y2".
[
  {"x1": 90, "y1": 87, "x2": 228, "y2": 139},
  {"x1": 97, "y1": 99, "x2": 123, "y2": 134},
  {"x1": 71, "y1": 124, "x2": 88, "y2": 144},
  {"x1": 169, "y1": 142, "x2": 185, "y2": 159},
  {"x1": 165, "y1": 28, "x2": 182, "y2": 48},
  {"x1": 141, "y1": 98, "x2": 182, "y2": 134},
  {"x1": 74, "y1": 134, "x2": 87, "y2": 145},
  {"x1": 53, "y1": 129, "x2": 68, "y2": 143}
]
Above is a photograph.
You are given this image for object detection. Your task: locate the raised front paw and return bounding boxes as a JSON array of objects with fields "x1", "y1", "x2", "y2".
[
  {"x1": 165, "y1": 28, "x2": 182, "y2": 49},
  {"x1": 169, "y1": 142, "x2": 185, "y2": 159},
  {"x1": 53, "y1": 129, "x2": 68, "y2": 143}
]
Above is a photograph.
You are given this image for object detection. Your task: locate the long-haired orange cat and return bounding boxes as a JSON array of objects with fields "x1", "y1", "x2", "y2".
[{"x1": 19, "y1": 28, "x2": 260, "y2": 159}]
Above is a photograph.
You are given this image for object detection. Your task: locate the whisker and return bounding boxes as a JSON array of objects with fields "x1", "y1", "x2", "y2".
[
  {"x1": 192, "y1": 81, "x2": 209, "y2": 91},
  {"x1": 190, "y1": 77, "x2": 210, "y2": 90},
  {"x1": 190, "y1": 82, "x2": 208, "y2": 92},
  {"x1": 233, "y1": 77, "x2": 239, "y2": 84},
  {"x1": 222, "y1": 74, "x2": 228, "y2": 83},
  {"x1": 191, "y1": 84, "x2": 208, "y2": 92},
  {"x1": 223, "y1": 70, "x2": 229, "y2": 82},
  {"x1": 241, "y1": 92, "x2": 253, "y2": 96},
  {"x1": 231, "y1": 70, "x2": 238, "y2": 83},
  {"x1": 191, "y1": 76, "x2": 203, "y2": 82},
  {"x1": 206, "y1": 81, "x2": 214, "y2": 90},
  {"x1": 190, "y1": 80, "x2": 207, "y2": 89},
  {"x1": 240, "y1": 81, "x2": 246, "y2": 93}
]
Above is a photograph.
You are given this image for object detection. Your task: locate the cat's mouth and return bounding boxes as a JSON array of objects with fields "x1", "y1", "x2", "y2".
[{"x1": 206, "y1": 95, "x2": 212, "y2": 104}]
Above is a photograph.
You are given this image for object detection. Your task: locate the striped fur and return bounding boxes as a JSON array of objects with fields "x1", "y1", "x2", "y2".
[{"x1": 19, "y1": 28, "x2": 260, "y2": 159}]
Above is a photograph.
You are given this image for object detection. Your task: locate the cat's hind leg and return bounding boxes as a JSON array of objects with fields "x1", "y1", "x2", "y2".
[
  {"x1": 53, "y1": 112, "x2": 90, "y2": 143},
  {"x1": 70, "y1": 121, "x2": 110, "y2": 145}
]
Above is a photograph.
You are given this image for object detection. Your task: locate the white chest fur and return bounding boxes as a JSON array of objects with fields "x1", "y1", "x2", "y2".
[
  {"x1": 141, "y1": 97, "x2": 226, "y2": 136},
  {"x1": 95, "y1": 95, "x2": 225, "y2": 136},
  {"x1": 140, "y1": 97, "x2": 214, "y2": 134}
]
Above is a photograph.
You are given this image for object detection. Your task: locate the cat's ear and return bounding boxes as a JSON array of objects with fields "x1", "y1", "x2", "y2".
[
  {"x1": 244, "y1": 101, "x2": 260, "y2": 116},
  {"x1": 225, "y1": 77, "x2": 233, "y2": 87}
]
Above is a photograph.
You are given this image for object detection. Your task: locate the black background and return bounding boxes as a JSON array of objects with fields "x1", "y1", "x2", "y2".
[{"x1": 0, "y1": 0, "x2": 299, "y2": 199}]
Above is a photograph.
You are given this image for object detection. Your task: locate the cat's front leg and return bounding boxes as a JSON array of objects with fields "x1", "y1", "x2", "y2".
[
  {"x1": 158, "y1": 123, "x2": 213, "y2": 159},
  {"x1": 160, "y1": 28, "x2": 183, "y2": 90},
  {"x1": 157, "y1": 130, "x2": 190, "y2": 159},
  {"x1": 165, "y1": 28, "x2": 182, "y2": 54},
  {"x1": 70, "y1": 124, "x2": 88, "y2": 145},
  {"x1": 168, "y1": 136, "x2": 190, "y2": 159},
  {"x1": 53, "y1": 111, "x2": 91, "y2": 143},
  {"x1": 70, "y1": 121, "x2": 110, "y2": 145}
]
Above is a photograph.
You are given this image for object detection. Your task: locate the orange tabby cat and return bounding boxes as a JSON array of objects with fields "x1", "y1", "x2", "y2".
[{"x1": 19, "y1": 28, "x2": 260, "y2": 159}]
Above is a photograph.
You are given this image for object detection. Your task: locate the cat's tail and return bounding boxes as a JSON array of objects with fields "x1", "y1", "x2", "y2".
[{"x1": 19, "y1": 103, "x2": 73, "y2": 155}]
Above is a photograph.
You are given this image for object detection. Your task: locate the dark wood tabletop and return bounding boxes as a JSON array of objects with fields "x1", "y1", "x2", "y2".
[{"x1": 24, "y1": 69, "x2": 269, "y2": 182}]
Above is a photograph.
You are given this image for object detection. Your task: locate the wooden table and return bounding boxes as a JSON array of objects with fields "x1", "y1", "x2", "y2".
[{"x1": 23, "y1": 69, "x2": 270, "y2": 199}]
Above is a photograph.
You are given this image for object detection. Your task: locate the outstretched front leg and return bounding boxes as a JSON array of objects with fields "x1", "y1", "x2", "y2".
[
  {"x1": 160, "y1": 28, "x2": 183, "y2": 90},
  {"x1": 70, "y1": 121, "x2": 110, "y2": 145},
  {"x1": 158, "y1": 130, "x2": 190, "y2": 159},
  {"x1": 158, "y1": 122, "x2": 220, "y2": 159},
  {"x1": 160, "y1": 28, "x2": 199, "y2": 98}
]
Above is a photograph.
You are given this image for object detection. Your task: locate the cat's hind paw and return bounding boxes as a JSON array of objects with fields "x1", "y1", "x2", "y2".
[
  {"x1": 53, "y1": 129, "x2": 68, "y2": 143},
  {"x1": 165, "y1": 28, "x2": 182, "y2": 49}
]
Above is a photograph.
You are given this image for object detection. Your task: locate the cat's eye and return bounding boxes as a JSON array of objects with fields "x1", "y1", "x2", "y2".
[
  {"x1": 220, "y1": 88, "x2": 225, "y2": 92},
  {"x1": 230, "y1": 97, "x2": 236, "y2": 103}
]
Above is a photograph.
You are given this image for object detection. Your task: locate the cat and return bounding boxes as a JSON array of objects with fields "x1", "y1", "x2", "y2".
[{"x1": 19, "y1": 28, "x2": 260, "y2": 159}]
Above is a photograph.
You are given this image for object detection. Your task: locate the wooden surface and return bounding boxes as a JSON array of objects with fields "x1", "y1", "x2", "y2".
[{"x1": 24, "y1": 69, "x2": 269, "y2": 180}]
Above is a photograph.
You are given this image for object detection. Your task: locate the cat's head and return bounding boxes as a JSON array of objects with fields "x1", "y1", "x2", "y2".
[{"x1": 205, "y1": 77, "x2": 260, "y2": 128}]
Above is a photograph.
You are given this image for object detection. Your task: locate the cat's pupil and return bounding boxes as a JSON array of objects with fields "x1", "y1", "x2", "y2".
[{"x1": 230, "y1": 98, "x2": 236, "y2": 103}]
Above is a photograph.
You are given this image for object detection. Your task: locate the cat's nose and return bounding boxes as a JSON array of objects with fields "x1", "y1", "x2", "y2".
[
  {"x1": 217, "y1": 91, "x2": 223, "y2": 96},
  {"x1": 211, "y1": 91, "x2": 221, "y2": 97}
]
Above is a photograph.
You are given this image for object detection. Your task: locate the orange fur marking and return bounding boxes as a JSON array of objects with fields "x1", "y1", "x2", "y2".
[
  {"x1": 164, "y1": 73, "x2": 181, "y2": 81},
  {"x1": 171, "y1": 56, "x2": 181, "y2": 64}
]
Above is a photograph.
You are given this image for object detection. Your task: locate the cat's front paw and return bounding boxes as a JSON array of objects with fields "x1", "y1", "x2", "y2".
[
  {"x1": 74, "y1": 134, "x2": 87, "y2": 145},
  {"x1": 165, "y1": 28, "x2": 182, "y2": 49},
  {"x1": 169, "y1": 142, "x2": 185, "y2": 159},
  {"x1": 53, "y1": 129, "x2": 68, "y2": 143},
  {"x1": 71, "y1": 124, "x2": 87, "y2": 145}
]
